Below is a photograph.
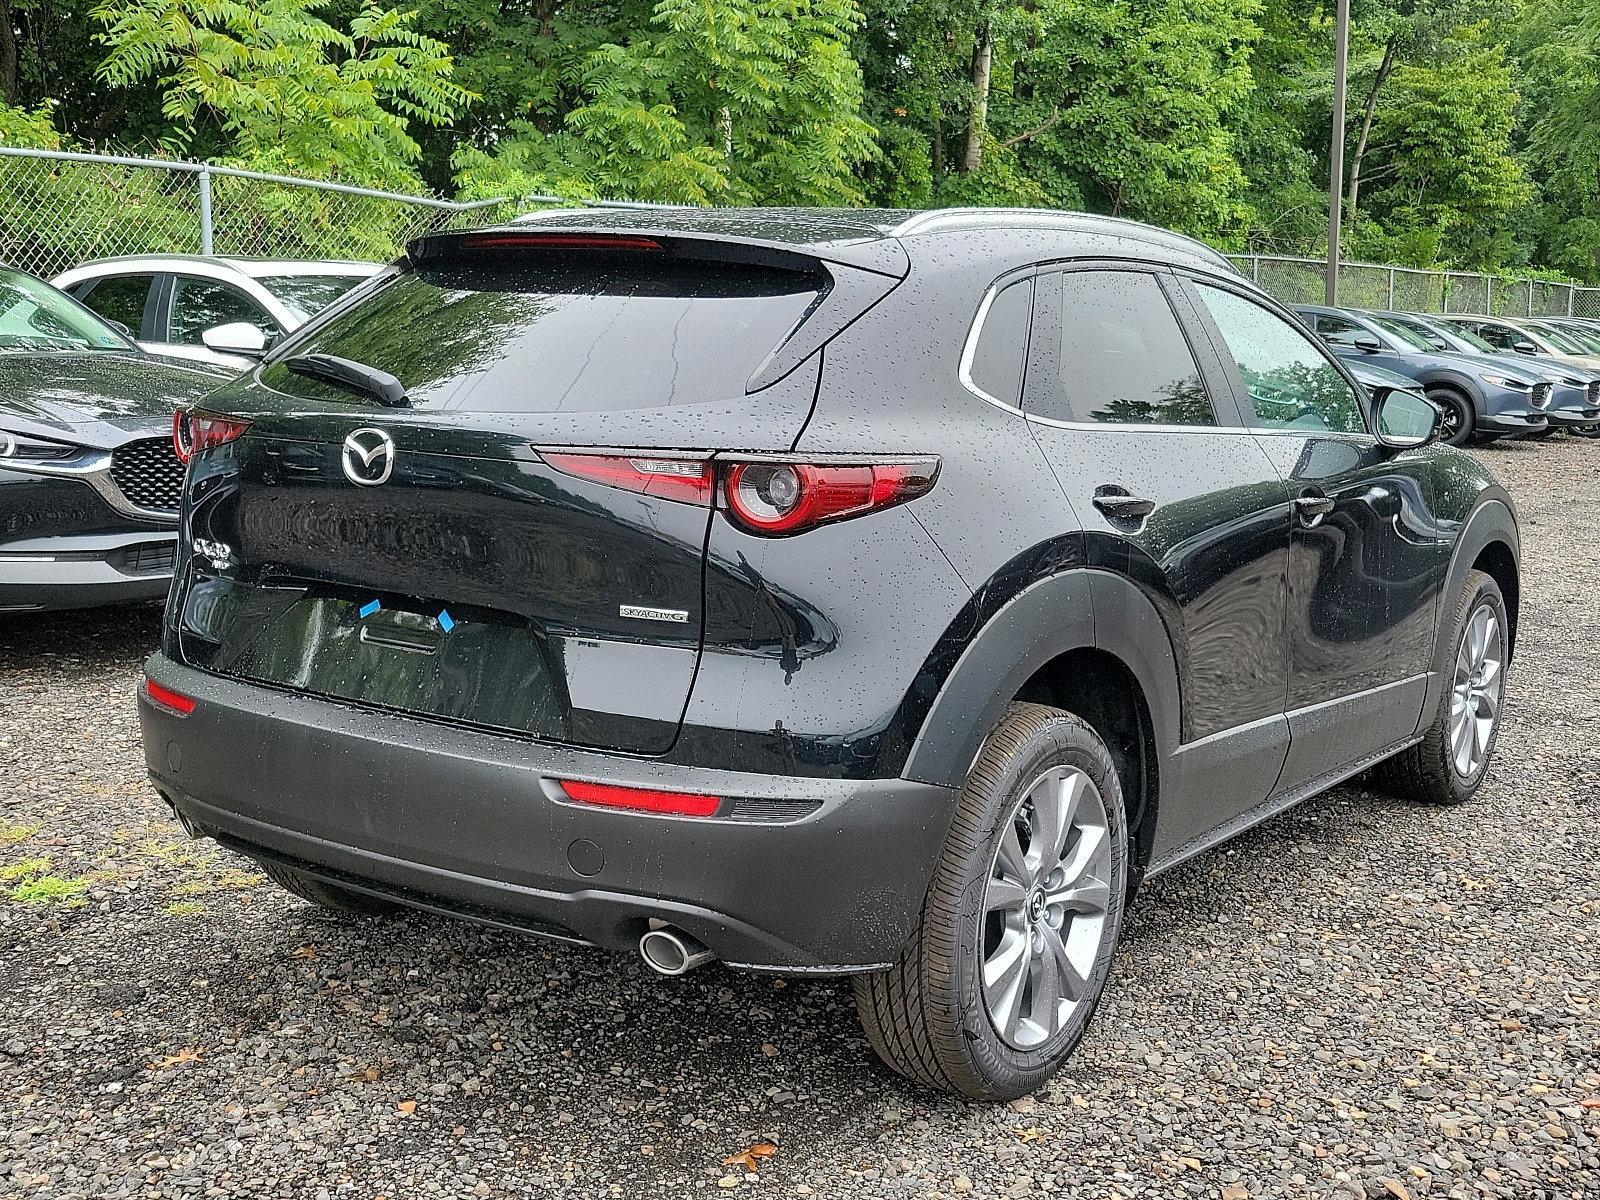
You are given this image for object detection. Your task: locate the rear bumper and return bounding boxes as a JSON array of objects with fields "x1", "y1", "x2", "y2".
[
  {"x1": 138, "y1": 654, "x2": 958, "y2": 972},
  {"x1": 0, "y1": 533, "x2": 175, "y2": 612}
]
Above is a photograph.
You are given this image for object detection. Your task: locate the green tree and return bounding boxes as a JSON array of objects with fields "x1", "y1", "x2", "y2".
[
  {"x1": 453, "y1": 0, "x2": 877, "y2": 205},
  {"x1": 91, "y1": 0, "x2": 474, "y2": 187}
]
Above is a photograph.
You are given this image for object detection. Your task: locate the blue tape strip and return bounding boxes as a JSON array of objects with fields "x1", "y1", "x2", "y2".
[
  {"x1": 438, "y1": 609, "x2": 455, "y2": 632},
  {"x1": 358, "y1": 600, "x2": 380, "y2": 618}
]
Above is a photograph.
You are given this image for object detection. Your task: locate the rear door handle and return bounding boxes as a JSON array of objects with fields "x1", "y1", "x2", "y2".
[
  {"x1": 1292, "y1": 491, "x2": 1335, "y2": 526},
  {"x1": 1092, "y1": 486, "x2": 1157, "y2": 521}
]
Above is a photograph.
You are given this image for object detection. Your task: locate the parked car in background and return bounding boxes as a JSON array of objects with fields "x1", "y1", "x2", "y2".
[
  {"x1": 140, "y1": 208, "x2": 1519, "y2": 1100},
  {"x1": 1381, "y1": 310, "x2": 1600, "y2": 438},
  {"x1": 1293, "y1": 304, "x2": 1550, "y2": 444},
  {"x1": 52, "y1": 256, "x2": 384, "y2": 370},
  {"x1": 0, "y1": 267, "x2": 228, "y2": 612},
  {"x1": 1441, "y1": 314, "x2": 1600, "y2": 375}
]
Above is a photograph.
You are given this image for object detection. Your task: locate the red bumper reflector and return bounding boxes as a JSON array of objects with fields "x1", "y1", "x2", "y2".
[
  {"x1": 143, "y1": 678, "x2": 197, "y2": 715},
  {"x1": 560, "y1": 779, "x2": 721, "y2": 818}
]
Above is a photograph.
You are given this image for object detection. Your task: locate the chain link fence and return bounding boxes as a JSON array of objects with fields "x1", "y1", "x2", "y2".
[
  {"x1": 8, "y1": 147, "x2": 1600, "y2": 322},
  {"x1": 0, "y1": 147, "x2": 515, "y2": 278},
  {"x1": 1230, "y1": 254, "x2": 1600, "y2": 318}
]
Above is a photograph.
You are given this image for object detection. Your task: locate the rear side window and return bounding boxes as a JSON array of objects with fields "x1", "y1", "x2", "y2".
[
  {"x1": 1310, "y1": 313, "x2": 1369, "y2": 345},
  {"x1": 261, "y1": 253, "x2": 826, "y2": 413},
  {"x1": 966, "y1": 278, "x2": 1032, "y2": 407},
  {"x1": 1029, "y1": 269, "x2": 1215, "y2": 426},
  {"x1": 80, "y1": 274, "x2": 155, "y2": 335}
]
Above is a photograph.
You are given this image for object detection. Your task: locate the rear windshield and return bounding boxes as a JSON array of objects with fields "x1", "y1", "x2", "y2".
[{"x1": 259, "y1": 253, "x2": 825, "y2": 412}]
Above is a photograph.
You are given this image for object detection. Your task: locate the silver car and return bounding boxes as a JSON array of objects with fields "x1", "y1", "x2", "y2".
[{"x1": 52, "y1": 255, "x2": 384, "y2": 370}]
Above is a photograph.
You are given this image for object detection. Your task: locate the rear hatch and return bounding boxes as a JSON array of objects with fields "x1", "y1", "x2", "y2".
[{"x1": 173, "y1": 231, "x2": 900, "y2": 754}]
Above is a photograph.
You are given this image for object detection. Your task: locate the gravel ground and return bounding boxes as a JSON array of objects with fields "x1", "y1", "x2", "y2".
[{"x1": 1, "y1": 437, "x2": 1596, "y2": 1200}]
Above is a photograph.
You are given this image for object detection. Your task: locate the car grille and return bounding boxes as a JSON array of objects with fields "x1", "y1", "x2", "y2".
[
  {"x1": 1531, "y1": 382, "x2": 1552, "y2": 410},
  {"x1": 109, "y1": 437, "x2": 185, "y2": 515},
  {"x1": 1589, "y1": 381, "x2": 1599, "y2": 405}
]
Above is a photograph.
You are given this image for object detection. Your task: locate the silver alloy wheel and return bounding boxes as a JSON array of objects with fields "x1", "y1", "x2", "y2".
[
  {"x1": 1449, "y1": 602, "x2": 1504, "y2": 779},
  {"x1": 980, "y1": 765, "x2": 1113, "y2": 1050}
]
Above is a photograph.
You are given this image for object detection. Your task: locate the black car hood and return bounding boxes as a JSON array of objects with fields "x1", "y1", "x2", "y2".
[{"x1": 0, "y1": 351, "x2": 229, "y2": 447}]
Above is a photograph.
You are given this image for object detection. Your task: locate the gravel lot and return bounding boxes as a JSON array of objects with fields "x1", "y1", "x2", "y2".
[{"x1": 1, "y1": 437, "x2": 1596, "y2": 1200}]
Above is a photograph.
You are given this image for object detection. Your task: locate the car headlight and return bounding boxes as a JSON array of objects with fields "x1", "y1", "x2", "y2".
[
  {"x1": 0, "y1": 429, "x2": 79, "y2": 462},
  {"x1": 1479, "y1": 374, "x2": 1531, "y2": 389}
]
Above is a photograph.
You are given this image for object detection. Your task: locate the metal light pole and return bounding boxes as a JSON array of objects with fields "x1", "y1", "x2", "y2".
[{"x1": 1326, "y1": 0, "x2": 1350, "y2": 306}]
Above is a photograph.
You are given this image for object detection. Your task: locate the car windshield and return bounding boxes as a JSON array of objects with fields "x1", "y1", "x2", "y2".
[
  {"x1": 1425, "y1": 320, "x2": 1495, "y2": 353},
  {"x1": 258, "y1": 274, "x2": 370, "y2": 322},
  {"x1": 1530, "y1": 323, "x2": 1585, "y2": 354},
  {"x1": 1546, "y1": 323, "x2": 1600, "y2": 354},
  {"x1": 0, "y1": 269, "x2": 128, "y2": 353},
  {"x1": 1366, "y1": 314, "x2": 1437, "y2": 351}
]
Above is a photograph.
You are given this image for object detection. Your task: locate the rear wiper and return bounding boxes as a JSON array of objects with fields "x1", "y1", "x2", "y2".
[{"x1": 285, "y1": 353, "x2": 409, "y2": 407}]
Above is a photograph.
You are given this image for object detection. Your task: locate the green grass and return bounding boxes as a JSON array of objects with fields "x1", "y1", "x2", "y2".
[
  {"x1": 0, "y1": 823, "x2": 40, "y2": 847},
  {"x1": 2, "y1": 857, "x2": 91, "y2": 906}
]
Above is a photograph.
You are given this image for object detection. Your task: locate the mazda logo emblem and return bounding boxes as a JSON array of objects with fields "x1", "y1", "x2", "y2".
[{"x1": 341, "y1": 428, "x2": 394, "y2": 486}]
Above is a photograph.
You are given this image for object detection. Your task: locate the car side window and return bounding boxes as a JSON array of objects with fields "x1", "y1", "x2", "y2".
[
  {"x1": 1311, "y1": 313, "x2": 1368, "y2": 346},
  {"x1": 966, "y1": 278, "x2": 1033, "y2": 408},
  {"x1": 1472, "y1": 322, "x2": 1516, "y2": 350},
  {"x1": 1194, "y1": 283, "x2": 1367, "y2": 435},
  {"x1": 79, "y1": 274, "x2": 155, "y2": 336},
  {"x1": 1028, "y1": 269, "x2": 1216, "y2": 426},
  {"x1": 168, "y1": 276, "x2": 279, "y2": 345}
]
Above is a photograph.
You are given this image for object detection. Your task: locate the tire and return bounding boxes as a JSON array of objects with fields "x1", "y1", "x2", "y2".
[
  {"x1": 853, "y1": 702, "x2": 1129, "y2": 1100},
  {"x1": 258, "y1": 859, "x2": 401, "y2": 916},
  {"x1": 1372, "y1": 569, "x2": 1508, "y2": 805},
  {"x1": 1426, "y1": 386, "x2": 1475, "y2": 446}
]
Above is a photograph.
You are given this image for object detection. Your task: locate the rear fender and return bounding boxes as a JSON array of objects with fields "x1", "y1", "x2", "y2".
[{"x1": 902, "y1": 568, "x2": 1181, "y2": 789}]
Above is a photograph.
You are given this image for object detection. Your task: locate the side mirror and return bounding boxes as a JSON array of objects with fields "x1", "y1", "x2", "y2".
[
  {"x1": 201, "y1": 321, "x2": 269, "y2": 357},
  {"x1": 1513, "y1": 340, "x2": 1539, "y2": 355},
  {"x1": 1372, "y1": 386, "x2": 1440, "y2": 450},
  {"x1": 1353, "y1": 333, "x2": 1382, "y2": 353},
  {"x1": 106, "y1": 319, "x2": 133, "y2": 338},
  {"x1": 1428, "y1": 338, "x2": 1449, "y2": 350}
]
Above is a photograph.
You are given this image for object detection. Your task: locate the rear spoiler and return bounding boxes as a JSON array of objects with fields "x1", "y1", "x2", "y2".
[{"x1": 406, "y1": 228, "x2": 908, "y2": 394}]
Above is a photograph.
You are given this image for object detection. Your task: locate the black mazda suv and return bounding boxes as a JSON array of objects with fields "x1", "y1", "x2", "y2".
[{"x1": 138, "y1": 208, "x2": 1519, "y2": 1100}]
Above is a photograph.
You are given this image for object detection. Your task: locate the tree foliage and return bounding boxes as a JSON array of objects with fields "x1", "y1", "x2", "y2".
[
  {"x1": 5, "y1": 0, "x2": 1600, "y2": 278},
  {"x1": 91, "y1": 0, "x2": 474, "y2": 186}
]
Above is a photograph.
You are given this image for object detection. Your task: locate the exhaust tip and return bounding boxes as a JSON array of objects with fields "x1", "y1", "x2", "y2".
[{"x1": 639, "y1": 927, "x2": 714, "y2": 977}]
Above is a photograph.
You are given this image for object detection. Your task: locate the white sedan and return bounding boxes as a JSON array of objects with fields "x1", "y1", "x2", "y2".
[{"x1": 52, "y1": 255, "x2": 384, "y2": 370}]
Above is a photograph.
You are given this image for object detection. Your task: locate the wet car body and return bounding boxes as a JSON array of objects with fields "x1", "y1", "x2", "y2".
[
  {"x1": 135, "y1": 208, "x2": 1521, "y2": 1096},
  {"x1": 0, "y1": 269, "x2": 230, "y2": 612}
]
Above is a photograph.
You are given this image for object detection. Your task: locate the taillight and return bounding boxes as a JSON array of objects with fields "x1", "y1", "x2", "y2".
[
  {"x1": 541, "y1": 453, "x2": 715, "y2": 504},
  {"x1": 142, "y1": 677, "x2": 196, "y2": 715},
  {"x1": 559, "y1": 779, "x2": 721, "y2": 818},
  {"x1": 173, "y1": 409, "x2": 251, "y2": 465},
  {"x1": 723, "y1": 459, "x2": 939, "y2": 535},
  {"x1": 538, "y1": 450, "x2": 939, "y2": 535}
]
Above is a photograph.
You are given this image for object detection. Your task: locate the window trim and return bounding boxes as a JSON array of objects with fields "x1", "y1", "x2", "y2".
[
  {"x1": 1174, "y1": 268, "x2": 1378, "y2": 440},
  {"x1": 958, "y1": 258, "x2": 1248, "y2": 433}
]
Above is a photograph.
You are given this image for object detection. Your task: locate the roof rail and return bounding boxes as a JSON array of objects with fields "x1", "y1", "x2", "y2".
[{"x1": 887, "y1": 208, "x2": 1236, "y2": 272}]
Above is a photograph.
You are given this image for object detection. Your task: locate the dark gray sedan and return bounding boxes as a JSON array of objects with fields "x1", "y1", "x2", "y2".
[{"x1": 0, "y1": 267, "x2": 228, "y2": 612}]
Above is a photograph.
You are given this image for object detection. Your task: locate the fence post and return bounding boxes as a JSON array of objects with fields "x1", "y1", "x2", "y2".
[
  {"x1": 1485, "y1": 276, "x2": 1492, "y2": 316},
  {"x1": 1251, "y1": 256, "x2": 1261, "y2": 285},
  {"x1": 197, "y1": 167, "x2": 214, "y2": 256},
  {"x1": 1386, "y1": 267, "x2": 1395, "y2": 309},
  {"x1": 1527, "y1": 279, "x2": 1534, "y2": 316},
  {"x1": 1569, "y1": 284, "x2": 1576, "y2": 316}
]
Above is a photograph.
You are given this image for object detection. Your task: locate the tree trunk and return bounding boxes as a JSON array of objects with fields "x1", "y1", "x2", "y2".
[
  {"x1": 1346, "y1": 36, "x2": 1397, "y2": 222},
  {"x1": 961, "y1": 21, "x2": 992, "y2": 174},
  {"x1": 0, "y1": 0, "x2": 19, "y2": 106}
]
